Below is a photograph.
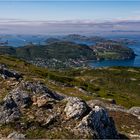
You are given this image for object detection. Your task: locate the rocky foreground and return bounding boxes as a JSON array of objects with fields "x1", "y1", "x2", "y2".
[{"x1": 0, "y1": 65, "x2": 140, "y2": 139}]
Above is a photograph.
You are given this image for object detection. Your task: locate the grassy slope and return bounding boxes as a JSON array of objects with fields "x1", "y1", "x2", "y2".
[
  {"x1": 0, "y1": 55, "x2": 140, "y2": 108},
  {"x1": 0, "y1": 55, "x2": 140, "y2": 138}
]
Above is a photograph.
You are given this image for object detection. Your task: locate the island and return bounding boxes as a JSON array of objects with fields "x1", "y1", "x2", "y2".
[{"x1": 0, "y1": 34, "x2": 135, "y2": 69}]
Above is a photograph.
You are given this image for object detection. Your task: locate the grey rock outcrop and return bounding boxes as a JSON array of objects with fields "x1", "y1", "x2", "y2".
[
  {"x1": 0, "y1": 96, "x2": 20, "y2": 124},
  {"x1": 21, "y1": 81, "x2": 64, "y2": 100},
  {"x1": 3, "y1": 95, "x2": 17, "y2": 109},
  {"x1": 0, "y1": 65, "x2": 22, "y2": 80},
  {"x1": 74, "y1": 106, "x2": 119, "y2": 139},
  {"x1": 0, "y1": 77, "x2": 120, "y2": 139},
  {"x1": 87, "y1": 99, "x2": 127, "y2": 113},
  {"x1": 64, "y1": 97, "x2": 90, "y2": 119},
  {"x1": 9, "y1": 88, "x2": 32, "y2": 108},
  {"x1": 87, "y1": 100, "x2": 107, "y2": 108}
]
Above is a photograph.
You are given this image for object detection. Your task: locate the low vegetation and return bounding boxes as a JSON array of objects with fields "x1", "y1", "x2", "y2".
[
  {"x1": 0, "y1": 55, "x2": 140, "y2": 139},
  {"x1": 0, "y1": 55, "x2": 139, "y2": 108}
]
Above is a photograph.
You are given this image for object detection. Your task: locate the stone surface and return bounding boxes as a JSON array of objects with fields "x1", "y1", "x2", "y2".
[
  {"x1": 7, "y1": 131, "x2": 25, "y2": 139},
  {"x1": 33, "y1": 94, "x2": 55, "y2": 108},
  {"x1": 64, "y1": 97, "x2": 90, "y2": 119},
  {"x1": 0, "y1": 74, "x2": 121, "y2": 139},
  {"x1": 0, "y1": 65, "x2": 22, "y2": 80},
  {"x1": 0, "y1": 96, "x2": 20, "y2": 124},
  {"x1": 42, "y1": 114, "x2": 58, "y2": 127},
  {"x1": 128, "y1": 107, "x2": 140, "y2": 118},
  {"x1": 87, "y1": 99, "x2": 127, "y2": 113},
  {"x1": 87, "y1": 100, "x2": 107, "y2": 108},
  {"x1": 3, "y1": 95, "x2": 18, "y2": 109},
  {"x1": 74, "y1": 106, "x2": 119, "y2": 139},
  {"x1": 9, "y1": 88, "x2": 32, "y2": 108},
  {"x1": 0, "y1": 108, "x2": 20, "y2": 124},
  {"x1": 21, "y1": 81, "x2": 64, "y2": 100}
]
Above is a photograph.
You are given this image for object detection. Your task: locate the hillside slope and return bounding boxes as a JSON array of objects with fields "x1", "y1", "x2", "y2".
[{"x1": 0, "y1": 55, "x2": 139, "y2": 139}]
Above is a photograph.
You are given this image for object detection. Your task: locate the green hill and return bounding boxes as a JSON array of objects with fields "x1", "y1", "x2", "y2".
[
  {"x1": 0, "y1": 40, "x2": 135, "y2": 68},
  {"x1": 0, "y1": 46, "x2": 16, "y2": 55},
  {"x1": 16, "y1": 41, "x2": 96, "y2": 61}
]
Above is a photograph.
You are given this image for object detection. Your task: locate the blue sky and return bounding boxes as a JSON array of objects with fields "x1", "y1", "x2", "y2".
[
  {"x1": 0, "y1": 1, "x2": 140, "y2": 34},
  {"x1": 0, "y1": 1, "x2": 140, "y2": 21}
]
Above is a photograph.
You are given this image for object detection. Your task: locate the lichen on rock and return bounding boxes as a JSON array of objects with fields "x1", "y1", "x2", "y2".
[
  {"x1": 74, "y1": 106, "x2": 119, "y2": 139},
  {"x1": 64, "y1": 97, "x2": 90, "y2": 119}
]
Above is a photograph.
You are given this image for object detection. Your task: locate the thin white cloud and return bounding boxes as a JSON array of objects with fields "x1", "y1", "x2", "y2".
[
  {"x1": 0, "y1": 18, "x2": 140, "y2": 35},
  {"x1": 0, "y1": 18, "x2": 140, "y2": 25}
]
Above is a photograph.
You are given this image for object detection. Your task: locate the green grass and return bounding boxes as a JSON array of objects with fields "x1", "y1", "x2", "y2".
[
  {"x1": 0, "y1": 55, "x2": 140, "y2": 139},
  {"x1": 50, "y1": 67, "x2": 140, "y2": 108},
  {"x1": 0, "y1": 55, "x2": 140, "y2": 108},
  {"x1": 97, "y1": 52, "x2": 123, "y2": 59}
]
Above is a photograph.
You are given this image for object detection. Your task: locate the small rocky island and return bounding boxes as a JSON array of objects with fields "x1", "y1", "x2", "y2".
[{"x1": 91, "y1": 42, "x2": 135, "y2": 60}]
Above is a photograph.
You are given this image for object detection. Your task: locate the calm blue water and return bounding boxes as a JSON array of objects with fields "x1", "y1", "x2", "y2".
[{"x1": 0, "y1": 35, "x2": 48, "y2": 47}]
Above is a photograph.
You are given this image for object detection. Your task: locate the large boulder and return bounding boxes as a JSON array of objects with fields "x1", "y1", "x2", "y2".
[
  {"x1": 74, "y1": 106, "x2": 119, "y2": 139},
  {"x1": 21, "y1": 81, "x2": 64, "y2": 100},
  {"x1": 0, "y1": 87, "x2": 32, "y2": 124},
  {"x1": 64, "y1": 97, "x2": 90, "y2": 119}
]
